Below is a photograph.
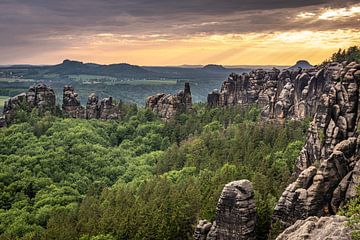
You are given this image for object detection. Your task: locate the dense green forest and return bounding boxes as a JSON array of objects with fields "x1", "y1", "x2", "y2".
[{"x1": 0, "y1": 104, "x2": 309, "y2": 240}]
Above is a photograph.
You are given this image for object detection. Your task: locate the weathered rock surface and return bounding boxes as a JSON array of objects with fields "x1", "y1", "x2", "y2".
[
  {"x1": 194, "y1": 180, "x2": 256, "y2": 240},
  {"x1": 2, "y1": 84, "x2": 123, "y2": 126},
  {"x1": 146, "y1": 82, "x2": 192, "y2": 121},
  {"x1": 3, "y1": 83, "x2": 56, "y2": 123},
  {"x1": 98, "y1": 96, "x2": 122, "y2": 120},
  {"x1": 273, "y1": 136, "x2": 359, "y2": 227},
  {"x1": 272, "y1": 61, "x2": 360, "y2": 229},
  {"x1": 62, "y1": 85, "x2": 85, "y2": 118},
  {"x1": 276, "y1": 215, "x2": 351, "y2": 240}
]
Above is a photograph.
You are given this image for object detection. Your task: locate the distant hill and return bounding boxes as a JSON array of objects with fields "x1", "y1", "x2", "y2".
[
  {"x1": 47, "y1": 60, "x2": 153, "y2": 77},
  {"x1": 288, "y1": 60, "x2": 314, "y2": 70},
  {"x1": 203, "y1": 64, "x2": 227, "y2": 71}
]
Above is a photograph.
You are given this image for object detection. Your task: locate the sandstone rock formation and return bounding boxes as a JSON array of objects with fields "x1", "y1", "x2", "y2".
[
  {"x1": 98, "y1": 96, "x2": 122, "y2": 120},
  {"x1": 194, "y1": 180, "x2": 256, "y2": 240},
  {"x1": 1, "y1": 84, "x2": 123, "y2": 126},
  {"x1": 86, "y1": 93, "x2": 100, "y2": 119},
  {"x1": 62, "y1": 85, "x2": 85, "y2": 118},
  {"x1": 276, "y1": 215, "x2": 351, "y2": 240},
  {"x1": 146, "y1": 82, "x2": 192, "y2": 121},
  {"x1": 208, "y1": 62, "x2": 360, "y2": 124},
  {"x1": 3, "y1": 83, "x2": 56, "y2": 124},
  {"x1": 272, "y1": 61, "x2": 360, "y2": 228}
]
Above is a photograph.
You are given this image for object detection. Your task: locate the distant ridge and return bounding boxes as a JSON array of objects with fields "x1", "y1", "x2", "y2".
[
  {"x1": 48, "y1": 59, "x2": 153, "y2": 77},
  {"x1": 288, "y1": 60, "x2": 314, "y2": 70},
  {"x1": 203, "y1": 64, "x2": 227, "y2": 71}
]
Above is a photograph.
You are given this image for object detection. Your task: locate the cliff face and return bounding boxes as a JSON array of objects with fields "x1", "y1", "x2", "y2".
[
  {"x1": 146, "y1": 82, "x2": 192, "y2": 121},
  {"x1": 272, "y1": 61, "x2": 360, "y2": 228},
  {"x1": 200, "y1": 61, "x2": 360, "y2": 238},
  {"x1": 208, "y1": 62, "x2": 360, "y2": 124},
  {"x1": 2, "y1": 84, "x2": 123, "y2": 125},
  {"x1": 194, "y1": 180, "x2": 256, "y2": 240}
]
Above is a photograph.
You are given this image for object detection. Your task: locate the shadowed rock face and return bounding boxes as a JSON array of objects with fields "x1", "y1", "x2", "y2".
[
  {"x1": 62, "y1": 86, "x2": 122, "y2": 120},
  {"x1": 62, "y1": 85, "x2": 85, "y2": 118},
  {"x1": 146, "y1": 82, "x2": 192, "y2": 121},
  {"x1": 3, "y1": 83, "x2": 56, "y2": 123},
  {"x1": 194, "y1": 180, "x2": 256, "y2": 240},
  {"x1": 276, "y1": 216, "x2": 351, "y2": 240}
]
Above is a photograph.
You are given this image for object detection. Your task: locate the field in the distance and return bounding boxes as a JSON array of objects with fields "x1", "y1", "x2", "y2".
[{"x1": 0, "y1": 96, "x2": 9, "y2": 109}]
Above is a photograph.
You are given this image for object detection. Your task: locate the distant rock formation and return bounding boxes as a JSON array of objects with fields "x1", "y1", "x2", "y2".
[
  {"x1": 1, "y1": 84, "x2": 123, "y2": 126},
  {"x1": 288, "y1": 60, "x2": 314, "y2": 70},
  {"x1": 3, "y1": 83, "x2": 56, "y2": 124},
  {"x1": 62, "y1": 85, "x2": 85, "y2": 118},
  {"x1": 276, "y1": 215, "x2": 351, "y2": 240},
  {"x1": 194, "y1": 180, "x2": 256, "y2": 240},
  {"x1": 146, "y1": 82, "x2": 192, "y2": 121}
]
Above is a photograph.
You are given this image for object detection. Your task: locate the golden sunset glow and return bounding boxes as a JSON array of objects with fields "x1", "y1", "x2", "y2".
[{"x1": 19, "y1": 29, "x2": 359, "y2": 66}]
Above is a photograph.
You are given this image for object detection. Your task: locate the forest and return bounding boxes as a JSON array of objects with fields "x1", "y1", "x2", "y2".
[{"x1": 0, "y1": 104, "x2": 310, "y2": 240}]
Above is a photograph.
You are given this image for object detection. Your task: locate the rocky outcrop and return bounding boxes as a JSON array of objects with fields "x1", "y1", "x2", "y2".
[
  {"x1": 146, "y1": 82, "x2": 192, "y2": 121},
  {"x1": 194, "y1": 180, "x2": 256, "y2": 240},
  {"x1": 86, "y1": 93, "x2": 100, "y2": 119},
  {"x1": 273, "y1": 137, "x2": 359, "y2": 227},
  {"x1": 98, "y1": 97, "x2": 122, "y2": 120},
  {"x1": 3, "y1": 83, "x2": 56, "y2": 124},
  {"x1": 272, "y1": 61, "x2": 360, "y2": 229},
  {"x1": 62, "y1": 85, "x2": 85, "y2": 118},
  {"x1": 1, "y1": 84, "x2": 123, "y2": 126},
  {"x1": 208, "y1": 62, "x2": 360, "y2": 124},
  {"x1": 276, "y1": 215, "x2": 351, "y2": 240}
]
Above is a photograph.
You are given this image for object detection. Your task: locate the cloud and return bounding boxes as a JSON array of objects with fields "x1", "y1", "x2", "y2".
[{"x1": 0, "y1": 0, "x2": 359, "y2": 64}]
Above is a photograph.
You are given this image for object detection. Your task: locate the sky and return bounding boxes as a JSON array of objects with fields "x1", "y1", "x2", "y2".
[{"x1": 0, "y1": 0, "x2": 359, "y2": 66}]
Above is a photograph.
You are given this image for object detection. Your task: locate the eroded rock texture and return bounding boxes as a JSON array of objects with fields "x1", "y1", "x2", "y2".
[
  {"x1": 276, "y1": 215, "x2": 351, "y2": 240},
  {"x1": 194, "y1": 180, "x2": 256, "y2": 240},
  {"x1": 208, "y1": 62, "x2": 360, "y2": 123},
  {"x1": 62, "y1": 85, "x2": 85, "y2": 118},
  {"x1": 2, "y1": 84, "x2": 123, "y2": 126},
  {"x1": 3, "y1": 83, "x2": 56, "y2": 124},
  {"x1": 272, "y1": 61, "x2": 360, "y2": 228},
  {"x1": 146, "y1": 82, "x2": 192, "y2": 121}
]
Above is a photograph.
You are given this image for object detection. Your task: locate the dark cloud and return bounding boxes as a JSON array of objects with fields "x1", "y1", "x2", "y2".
[{"x1": 0, "y1": 0, "x2": 359, "y2": 63}]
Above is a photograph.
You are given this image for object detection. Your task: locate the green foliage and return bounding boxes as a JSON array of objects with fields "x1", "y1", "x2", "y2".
[
  {"x1": 339, "y1": 185, "x2": 360, "y2": 239},
  {"x1": 330, "y1": 46, "x2": 360, "y2": 63},
  {"x1": 0, "y1": 104, "x2": 307, "y2": 239}
]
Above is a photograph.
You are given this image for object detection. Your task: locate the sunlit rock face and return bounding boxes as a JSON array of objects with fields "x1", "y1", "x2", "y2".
[
  {"x1": 3, "y1": 83, "x2": 56, "y2": 124},
  {"x1": 272, "y1": 61, "x2": 360, "y2": 228},
  {"x1": 194, "y1": 180, "x2": 256, "y2": 240},
  {"x1": 146, "y1": 82, "x2": 192, "y2": 121},
  {"x1": 276, "y1": 215, "x2": 351, "y2": 240}
]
